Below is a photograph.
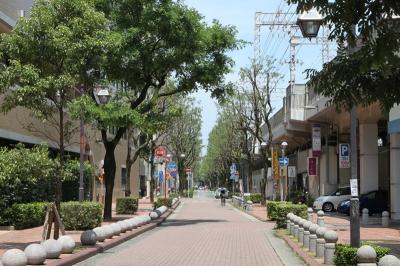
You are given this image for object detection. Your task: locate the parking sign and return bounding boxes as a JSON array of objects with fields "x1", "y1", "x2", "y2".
[{"x1": 339, "y1": 143, "x2": 350, "y2": 168}]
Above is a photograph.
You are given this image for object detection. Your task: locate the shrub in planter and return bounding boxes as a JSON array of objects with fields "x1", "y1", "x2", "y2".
[
  {"x1": 154, "y1": 198, "x2": 173, "y2": 209},
  {"x1": 244, "y1": 193, "x2": 262, "y2": 203},
  {"x1": 116, "y1": 197, "x2": 138, "y2": 214},
  {"x1": 0, "y1": 144, "x2": 55, "y2": 225},
  {"x1": 61, "y1": 201, "x2": 103, "y2": 230},
  {"x1": 334, "y1": 243, "x2": 390, "y2": 266},
  {"x1": 179, "y1": 189, "x2": 194, "y2": 198},
  {"x1": 266, "y1": 201, "x2": 307, "y2": 228},
  {"x1": 11, "y1": 202, "x2": 49, "y2": 229}
]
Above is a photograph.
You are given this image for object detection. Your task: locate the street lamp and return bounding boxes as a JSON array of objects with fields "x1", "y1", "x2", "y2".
[
  {"x1": 280, "y1": 141, "x2": 288, "y2": 201},
  {"x1": 78, "y1": 85, "x2": 111, "y2": 202},
  {"x1": 297, "y1": 9, "x2": 324, "y2": 39}
]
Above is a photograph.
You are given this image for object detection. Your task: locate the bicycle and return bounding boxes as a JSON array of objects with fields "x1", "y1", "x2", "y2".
[{"x1": 220, "y1": 194, "x2": 226, "y2": 206}]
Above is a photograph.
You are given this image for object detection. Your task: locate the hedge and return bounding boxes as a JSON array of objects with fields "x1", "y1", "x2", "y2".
[
  {"x1": 154, "y1": 197, "x2": 173, "y2": 209},
  {"x1": 61, "y1": 201, "x2": 103, "y2": 230},
  {"x1": 179, "y1": 189, "x2": 194, "y2": 198},
  {"x1": 244, "y1": 193, "x2": 262, "y2": 203},
  {"x1": 11, "y1": 202, "x2": 49, "y2": 229},
  {"x1": 266, "y1": 201, "x2": 308, "y2": 228},
  {"x1": 116, "y1": 197, "x2": 139, "y2": 214},
  {"x1": 334, "y1": 243, "x2": 391, "y2": 266}
]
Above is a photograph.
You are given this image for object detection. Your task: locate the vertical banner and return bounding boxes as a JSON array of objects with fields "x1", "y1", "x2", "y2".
[
  {"x1": 308, "y1": 157, "x2": 317, "y2": 176},
  {"x1": 272, "y1": 148, "x2": 279, "y2": 178},
  {"x1": 312, "y1": 124, "x2": 321, "y2": 157}
]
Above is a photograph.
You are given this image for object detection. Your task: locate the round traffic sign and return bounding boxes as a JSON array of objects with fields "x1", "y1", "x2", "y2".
[{"x1": 154, "y1": 146, "x2": 166, "y2": 157}]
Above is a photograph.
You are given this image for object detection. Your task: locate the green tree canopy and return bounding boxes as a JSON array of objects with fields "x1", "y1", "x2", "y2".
[{"x1": 288, "y1": 0, "x2": 400, "y2": 110}]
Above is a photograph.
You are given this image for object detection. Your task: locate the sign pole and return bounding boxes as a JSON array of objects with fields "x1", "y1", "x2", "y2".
[{"x1": 164, "y1": 162, "x2": 167, "y2": 207}]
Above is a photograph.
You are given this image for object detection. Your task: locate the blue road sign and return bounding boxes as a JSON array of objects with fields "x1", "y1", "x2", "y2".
[
  {"x1": 279, "y1": 157, "x2": 289, "y2": 166},
  {"x1": 158, "y1": 170, "x2": 164, "y2": 183},
  {"x1": 167, "y1": 162, "x2": 177, "y2": 171},
  {"x1": 230, "y1": 163, "x2": 237, "y2": 175}
]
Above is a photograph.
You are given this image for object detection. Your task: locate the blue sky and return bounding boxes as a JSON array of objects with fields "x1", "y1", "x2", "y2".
[{"x1": 184, "y1": 0, "x2": 334, "y2": 155}]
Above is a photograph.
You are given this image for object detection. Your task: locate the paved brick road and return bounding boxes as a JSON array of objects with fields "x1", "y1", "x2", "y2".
[{"x1": 78, "y1": 191, "x2": 303, "y2": 266}]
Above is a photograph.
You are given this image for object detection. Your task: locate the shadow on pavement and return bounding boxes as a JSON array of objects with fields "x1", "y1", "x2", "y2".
[{"x1": 160, "y1": 219, "x2": 227, "y2": 227}]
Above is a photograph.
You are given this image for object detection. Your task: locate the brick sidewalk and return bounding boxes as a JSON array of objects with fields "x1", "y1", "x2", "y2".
[
  {"x1": 248, "y1": 203, "x2": 400, "y2": 258},
  {"x1": 0, "y1": 198, "x2": 154, "y2": 257},
  {"x1": 80, "y1": 195, "x2": 289, "y2": 266}
]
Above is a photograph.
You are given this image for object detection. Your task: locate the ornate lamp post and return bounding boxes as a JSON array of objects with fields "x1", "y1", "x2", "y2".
[{"x1": 297, "y1": 9, "x2": 324, "y2": 39}]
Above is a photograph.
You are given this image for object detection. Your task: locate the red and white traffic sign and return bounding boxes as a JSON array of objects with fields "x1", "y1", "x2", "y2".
[{"x1": 154, "y1": 146, "x2": 167, "y2": 157}]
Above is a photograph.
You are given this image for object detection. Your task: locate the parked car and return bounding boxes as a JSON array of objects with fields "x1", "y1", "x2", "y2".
[
  {"x1": 337, "y1": 190, "x2": 389, "y2": 215},
  {"x1": 214, "y1": 187, "x2": 229, "y2": 199},
  {"x1": 313, "y1": 186, "x2": 351, "y2": 212}
]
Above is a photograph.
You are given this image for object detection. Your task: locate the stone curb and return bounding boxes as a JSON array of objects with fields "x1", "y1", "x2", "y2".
[
  {"x1": 280, "y1": 234, "x2": 321, "y2": 266},
  {"x1": 46, "y1": 200, "x2": 181, "y2": 266}
]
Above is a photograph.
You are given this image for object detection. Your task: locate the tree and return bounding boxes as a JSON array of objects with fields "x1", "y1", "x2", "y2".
[
  {"x1": 236, "y1": 57, "x2": 281, "y2": 202},
  {"x1": 164, "y1": 97, "x2": 202, "y2": 192},
  {"x1": 0, "y1": 0, "x2": 110, "y2": 237},
  {"x1": 287, "y1": 0, "x2": 400, "y2": 110},
  {"x1": 80, "y1": 0, "x2": 240, "y2": 219}
]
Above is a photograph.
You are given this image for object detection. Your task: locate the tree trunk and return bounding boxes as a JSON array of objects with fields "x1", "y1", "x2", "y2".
[
  {"x1": 103, "y1": 146, "x2": 116, "y2": 220},
  {"x1": 54, "y1": 106, "x2": 64, "y2": 239},
  {"x1": 125, "y1": 126, "x2": 132, "y2": 197}
]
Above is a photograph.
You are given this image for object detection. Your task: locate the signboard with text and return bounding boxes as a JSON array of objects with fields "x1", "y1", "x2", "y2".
[
  {"x1": 339, "y1": 143, "x2": 350, "y2": 168},
  {"x1": 308, "y1": 157, "x2": 317, "y2": 176},
  {"x1": 350, "y1": 179, "x2": 358, "y2": 196},
  {"x1": 272, "y1": 148, "x2": 279, "y2": 177},
  {"x1": 312, "y1": 124, "x2": 321, "y2": 157},
  {"x1": 288, "y1": 166, "x2": 296, "y2": 178}
]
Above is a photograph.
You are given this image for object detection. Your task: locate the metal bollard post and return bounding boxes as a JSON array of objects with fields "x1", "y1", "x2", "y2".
[
  {"x1": 317, "y1": 210, "x2": 325, "y2": 227},
  {"x1": 357, "y1": 245, "x2": 377, "y2": 266},
  {"x1": 316, "y1": 227, "x2": 327, "y2": 258},
  {"x1": 308, "y1": 207, "x2": 313, "y2": 222},
  {"x1": 290, "y1": 215, "x2": 296, "y2": 236},
  {"x1": 298, "y1": 219, "x2": 305, "y2": 246},
  {"x1": 324, "y1": 230, "x2": 338, "y2": 265},
  {"x1": 382, "y1": 211, "x2": 389, "y2": 227},
  {"x1": 309, "y1": 224, "x2": 319, "y2": 255},
  {"x1": 362, "y1": 208, "x2": 369, "y2": 224},
  {"x1": 302, "y1": 221, "x2": 312, "y2": 251},
  {"x1": 287, "y1": 213, "x2": 293, "y2": 232},
  {"x1": 294, "y1": 217, "x2": 300, "y2": 240}
]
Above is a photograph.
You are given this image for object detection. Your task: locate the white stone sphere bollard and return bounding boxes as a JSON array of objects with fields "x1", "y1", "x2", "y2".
[
  {"x1": 143, "y1": 215, "x2": 151, "y2": 224},
  {"x1": 324, "y1": 230, "x2": 338, "y2": 265},
  {"x1": 290, "y1": 215, "x2": 297, "y2": 236},
  {"x1": 303, "y1": 221, "x2": 312, "y2": 250},
  {"x1": 150, "y1": 211, "x2": 159, "y2": 220},
  {"x1": 110, "y1": 223, "x2": 122, "y2": 236},
  {"x1": 317, "y1": 210, "x2": 325, "y2": 227},
  {"x1": 102, "y1": 225, "x2": 114, "y2": 239},
  {"x1": 357, "y1": 245, "x2": 377, "y2": 266},
  {"x1": 130, "y1": 218, "x2": 140, "y2": 229},
  {"x1": 362, "y1": 208, "x2": 369, "y2": 224},
  {"x1": 382, "y1": 211, "x2": 390, "y2": 227},
  {"x1": 24, "y1": 244, "x2": 46, "y2": 265},
  {"x1": 309, "y1": 224, "x2": 319, "y2": 255},
  {"x1": 307, "y1": 208, "x2": 314, "y2": 222},
  {"x1": 57, "y1": 235, "x2": 75, "y2": 254},
  {"x1": 42, "y1": 239, "x2": 62, "y2": 259},
  {"x1": 93, "y1": 227, "x2": 107, "y2": 242},
  {"x1": 294, "y1": 217, "x2": 301, "y2": 239},
  {"x1": 117, "y1": 221, "x2": 127, "y2": 233},
  {"x1": 123, "y1": 220, "x2": 131, "y2": 230},
  {"x1": 2, "y1": 249, "x2": 28, "y2": 266},
  {"x1": 80, "y1": 230, "x2": 97, "y2": 246},
  {"x1": 316, "y1": 227, "x2": 327, "y2": 258},
  {"x1": 378, "y1": 255, "x2": 400, "y2": 266}
]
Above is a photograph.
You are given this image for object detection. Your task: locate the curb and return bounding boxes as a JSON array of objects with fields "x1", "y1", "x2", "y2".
[
  {"x1": 280, "y1": 233, "x2": 322, "y2": 266},
  {"x1": 47, "y1": 200, "x2": 181, "y2": 266}
]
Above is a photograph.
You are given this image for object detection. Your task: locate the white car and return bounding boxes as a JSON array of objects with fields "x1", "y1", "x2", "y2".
[{"x1": 313, "y1": 187, "x2": 351, "y2": 212}]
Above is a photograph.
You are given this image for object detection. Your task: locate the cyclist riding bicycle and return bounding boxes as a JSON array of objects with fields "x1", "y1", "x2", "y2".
[{"x1": 220, "y1": 188, "x2": 227, "y2": 206}]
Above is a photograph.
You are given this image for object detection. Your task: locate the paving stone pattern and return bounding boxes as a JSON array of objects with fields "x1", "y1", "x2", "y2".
[{"x1": 80, "y1": 192, "x2": 286, "y2": 266}]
